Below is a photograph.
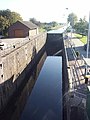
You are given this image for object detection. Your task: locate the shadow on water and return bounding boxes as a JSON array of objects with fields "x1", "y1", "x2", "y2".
[
  {"x1": 0, "y1": 51, "x2": 47, "y2": 120},
  {"x1": 0, "y1": 32, "x2": 68, "y2": 120},
  {"x1": 20, "y1": 57, "x2": 62, "y2": 120}
]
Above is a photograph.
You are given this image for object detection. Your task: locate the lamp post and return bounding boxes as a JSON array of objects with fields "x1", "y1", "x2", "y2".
[
  {"x1": 66, "y1": 8, "x2": 68, "y2": 29},
  {"x1": 85, "y1": 12, "x2": 90, "y2": 76},
  {"x1": 65, "y1": 8, "x2": 69, "y2": 39},
  {"x1": 87, "y1": 11, "x2": 90, "y2": 58}
]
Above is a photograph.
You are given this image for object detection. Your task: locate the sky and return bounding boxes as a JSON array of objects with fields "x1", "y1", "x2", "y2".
[{"x1": 0, "y1": 0, "x2": 90, "y2": 23}]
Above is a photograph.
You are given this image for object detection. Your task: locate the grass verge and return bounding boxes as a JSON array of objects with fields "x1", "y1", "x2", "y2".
[{"x1": 74, "y1": 33, "x2": 87, "y2": 44}]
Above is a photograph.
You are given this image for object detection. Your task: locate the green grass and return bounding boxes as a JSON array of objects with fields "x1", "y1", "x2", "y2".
[
  {"x1": 75, "y1": 33, "x2": 87, "y2": 44},
  {"x1": 39, "y1": 28, "x2": 46, "y2": 33}
]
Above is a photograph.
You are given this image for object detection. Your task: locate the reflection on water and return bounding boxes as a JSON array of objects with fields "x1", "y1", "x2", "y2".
[
  {"x1": 11, "y1": 52, "x2": 47, "y2": 120},
  {"x1": 0, "y1": 52, "x2": 47, "y2": 120},
  {"x1": 20, "y1": 56, "x2": 62, "y2": 120}
]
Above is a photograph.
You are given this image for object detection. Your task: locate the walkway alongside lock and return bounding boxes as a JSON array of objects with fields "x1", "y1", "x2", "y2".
[{"x1": 64, "y1": 33, "x2": 90, "y2": 120}]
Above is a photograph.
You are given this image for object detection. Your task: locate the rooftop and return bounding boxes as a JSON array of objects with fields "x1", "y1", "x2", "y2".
[{"x1": 19, "y1": 21, "x2": 38, "y2": 29}]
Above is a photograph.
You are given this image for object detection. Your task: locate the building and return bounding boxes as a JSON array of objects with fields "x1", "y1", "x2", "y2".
[{"x1": 8, "y1": 21, "x2": 38, "y2": 38}]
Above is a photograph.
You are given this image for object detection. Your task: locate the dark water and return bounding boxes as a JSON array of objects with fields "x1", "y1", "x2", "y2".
[
  {"x1": 20, "y1": 56, "x2": 62, "y2": 120},
  {"x1": 8, "y1": 52, "x2": 47, "y2": 120}
]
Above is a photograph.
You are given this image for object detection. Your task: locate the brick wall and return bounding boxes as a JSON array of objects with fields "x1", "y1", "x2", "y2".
[{"x1": 8, "y1": 21, "x2": 29, "y2": 38}]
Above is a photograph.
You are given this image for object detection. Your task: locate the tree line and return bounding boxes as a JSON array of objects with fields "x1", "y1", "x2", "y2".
[
  {"x1": 0, "y1": 9, "x2": 60, "y2": 36},
  {"x1": 0, "y1": 9, "x2": 22, "y2": 36},
  {"x1": 67, "y1": 13, "x2": 88, "y2": 35},
  {"x1": 0, "y1": 9, "x2": 88, "y2": 36},
  {"x1": 29, "y1": 18, "x2": 61, "y2": 32}
]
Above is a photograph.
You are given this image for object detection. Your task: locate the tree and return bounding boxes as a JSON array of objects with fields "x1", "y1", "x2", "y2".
[
  {"x1": 0, "y1": 16, "x2": 9, "y2": 35},
  {"x1": 0, "y1": 9, "x2": 23, "y2": 25},
  {"x1": 51, "y1": 21, "x2": 58, "y2": 27},
  {"x1": 0, "y1": 9, "x2": 23, "y2": 36},
  {"x1": 68, "y1": 13, "x2": 78, "y2": 28},
  {"x1": 29, "y1": 18, "x2": 41, "y2": 26},
  {"x1": 74, "y1": 17, "x2": 88, "y2": 35},
  {"x1": 10, "y1": 12, "x2": 23, "y2": 25}
]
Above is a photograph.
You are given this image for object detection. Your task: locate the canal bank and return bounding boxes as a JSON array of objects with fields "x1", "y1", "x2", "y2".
[
  {"x1": 0, "y1": 29, "x2": 68, "y2": 120},
  {"x1": 0, "y1": 46, "x2": 47, "y2": 120},
  {"x1": 19, "y1": 30, "x2": 68, "y2": 120},
  {"x1": 0, "y1": 32, "x2": 47, "y2": 114}
]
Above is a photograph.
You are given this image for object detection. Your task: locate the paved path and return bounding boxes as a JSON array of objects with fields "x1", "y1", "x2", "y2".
[
  {"x1": 69, "y1": 33, "x2": 90, "y2": 58},
  {"x1": 65, "y1": 33, "x2": 90, "y2": 94},
  {"x1": 65, "y1": 33, "x2": 89, "y2": 120},
  {"x1": 66, "y1": 33, "x2": 89, "y2": 88}
]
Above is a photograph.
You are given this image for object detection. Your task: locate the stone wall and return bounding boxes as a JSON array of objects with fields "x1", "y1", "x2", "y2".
[{"x1": 0, "y1": 32, "x2": 47, "y2": 111}]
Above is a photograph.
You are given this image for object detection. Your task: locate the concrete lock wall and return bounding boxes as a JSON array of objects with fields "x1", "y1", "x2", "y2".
[{"x1": 0, "y1": 32, "x2": 47, "y2": 111}]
